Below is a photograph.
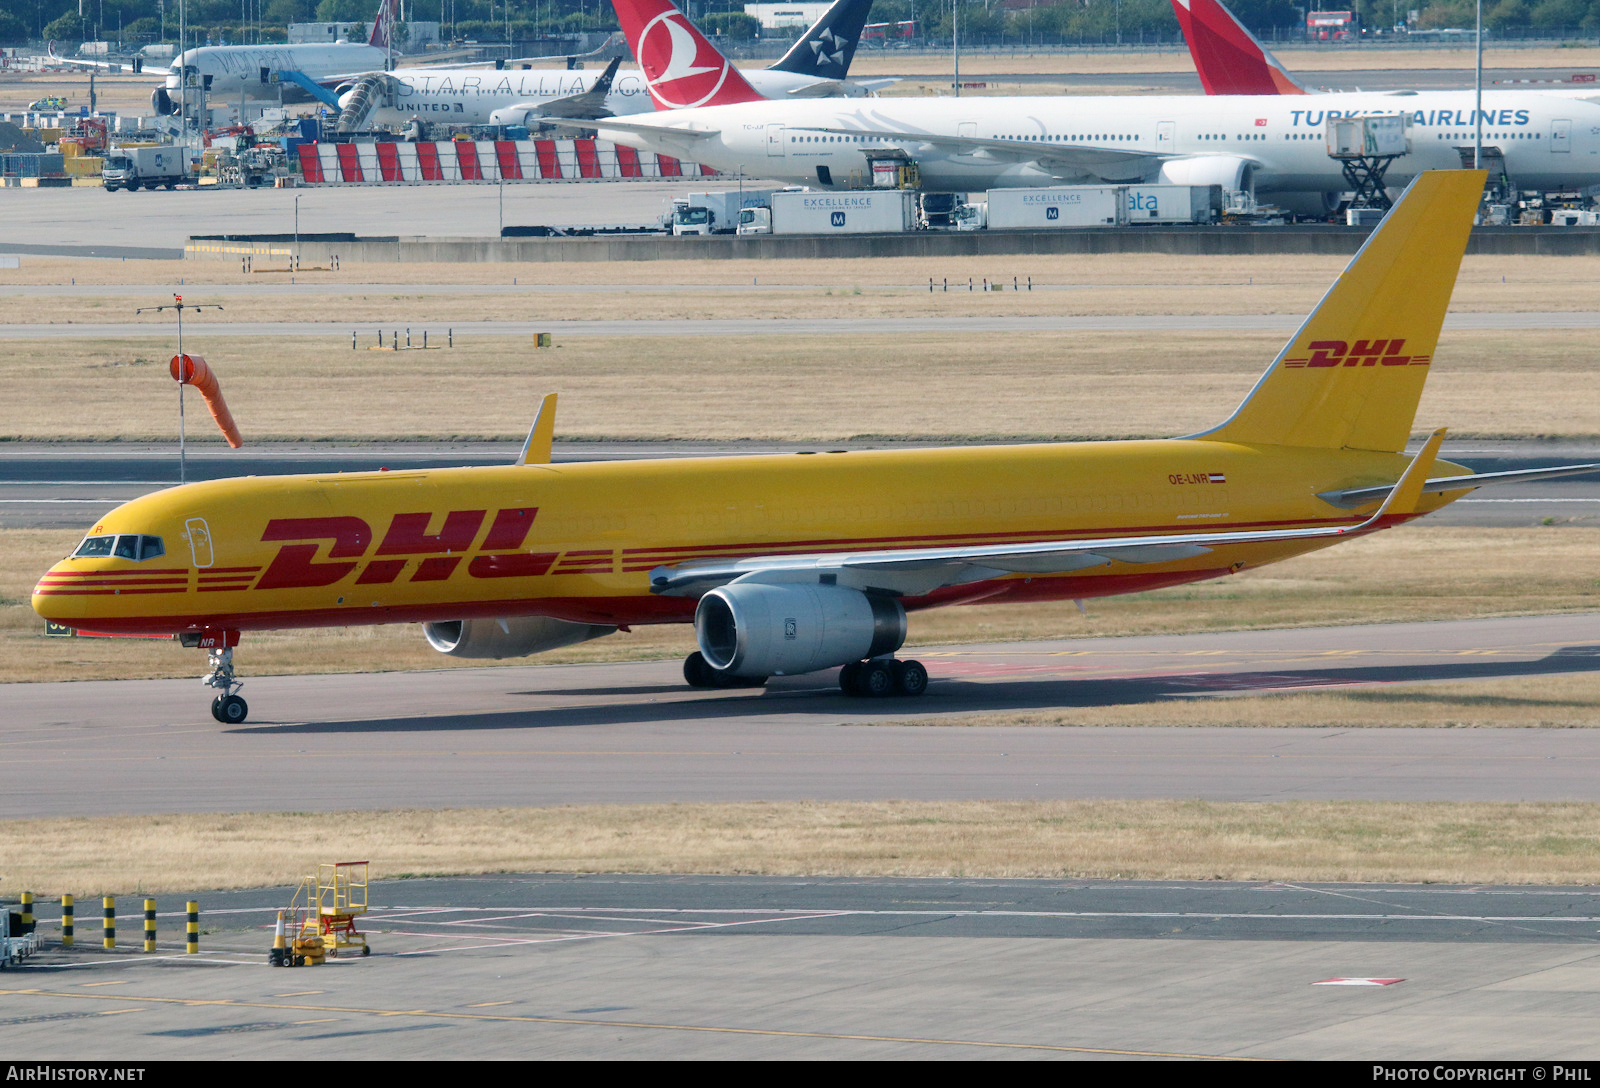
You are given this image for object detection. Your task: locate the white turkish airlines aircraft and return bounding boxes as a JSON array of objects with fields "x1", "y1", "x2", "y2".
[
  {"x1": 151, "y1": 0, "x2": 396, "y2": 114},
  {"x1": 346, "y1": 0, "x2": 886, "y2": 128},
  {"x1": 583, "y1": 0, "x2": 1600, "y2": 211}
]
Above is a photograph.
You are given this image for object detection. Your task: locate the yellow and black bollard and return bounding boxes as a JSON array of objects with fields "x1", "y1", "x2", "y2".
[
  {"x1": 143, "y1": 899, "x2": 156, "y2": 953},
  {"x1": 60, "y1": 895, "x2": 73, "y2": 947},
  {"x1": 186, "y1": 902, "x2": 198, "y2": 954},
  {"x1": 102, "y1": 896, "x2": 115, "y2": 950},
  {"x1": 20, "y1": 891, "x2": 33, "y2": 933}
]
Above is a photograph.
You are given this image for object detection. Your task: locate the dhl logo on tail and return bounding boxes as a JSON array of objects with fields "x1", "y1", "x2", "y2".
[{"x1": 1283, "y1": 339, "x2": 1431, "y2": 368}]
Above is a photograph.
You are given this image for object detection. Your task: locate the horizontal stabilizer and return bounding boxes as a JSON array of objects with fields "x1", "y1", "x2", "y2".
[{"x1": 1320, "y1": 460, "x2": 1600, "y2": 508}]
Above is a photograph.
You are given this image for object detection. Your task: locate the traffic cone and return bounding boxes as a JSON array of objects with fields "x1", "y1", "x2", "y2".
[{"x1": 269, "y1": 911, "x2": 287, "y2": 966}]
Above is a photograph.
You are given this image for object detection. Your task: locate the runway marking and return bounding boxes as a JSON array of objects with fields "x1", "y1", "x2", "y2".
[
  {"x1": 0, "y1": 987, "x2": 1257, "y2": 1059},
  {"x1": 363, "y1": 905, "x2": 1600, "y2": 926},
  {"x1": 1314, "y1": 977, "x2": 1405, "y2": 986},
  {"x1": 392, "y1": 910, "x2": 853, "y2": 955}
]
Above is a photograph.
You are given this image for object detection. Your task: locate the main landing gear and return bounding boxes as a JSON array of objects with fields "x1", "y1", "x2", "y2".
[
  {"x1": 840, "y1": 658, "x2": 928, "y2": 698},
  {"x1": 679, "y1": 652, "x2": 929, "y2": 697}
]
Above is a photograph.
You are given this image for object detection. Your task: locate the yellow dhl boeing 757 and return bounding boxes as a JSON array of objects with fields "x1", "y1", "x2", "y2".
[{"x1": 33, "y1": 170, "x2": 1599, "y2": 723}]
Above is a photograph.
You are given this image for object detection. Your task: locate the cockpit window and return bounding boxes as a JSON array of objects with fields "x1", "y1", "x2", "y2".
[
  {"x1": 73, "y1": 534, "x2": 164, "y2": 560},
  {"x1": 73, "y1": 535, "x2": 115, "y2": 557}
]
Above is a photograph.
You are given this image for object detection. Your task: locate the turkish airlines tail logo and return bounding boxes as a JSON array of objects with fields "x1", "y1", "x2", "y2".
[
  {"x1": 1169, "y1": 0, "x2": 1307, "y2": 96},
  {"x1": 612, "y1": 0, "x2": 766, "y2": 109},
  {"x1": 368, "y1": 0, "x2": 395, "y2": 50}
]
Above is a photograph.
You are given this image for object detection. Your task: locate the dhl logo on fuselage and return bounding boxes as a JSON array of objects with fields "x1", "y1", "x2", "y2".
[
  {"x1": 256, "y1": 507, "x2": 552, "y2": 590},
  {"x1": 1282, "y1": 339, "x2": 1431, "y2": 368}
]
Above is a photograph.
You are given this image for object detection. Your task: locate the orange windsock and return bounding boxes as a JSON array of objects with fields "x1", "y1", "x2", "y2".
[{"x1": 169, "y1": 354, "x2": 243, "y2": 449}]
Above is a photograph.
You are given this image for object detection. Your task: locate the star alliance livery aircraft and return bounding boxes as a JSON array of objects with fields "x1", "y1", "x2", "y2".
[
  {"x1": 342, "y1": 0, "x2": 886, "y2": 130},
  {"x1": 578, "y1": 0, "x2": 1600, "y2": 211},
  {"x1": 33, "y1": 170, "x2": 1600, "y2": 723}
]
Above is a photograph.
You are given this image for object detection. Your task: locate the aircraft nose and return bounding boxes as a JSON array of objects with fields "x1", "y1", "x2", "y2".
[{"x1": 32, "y1": 562, "x2": 88, "y2": 625}]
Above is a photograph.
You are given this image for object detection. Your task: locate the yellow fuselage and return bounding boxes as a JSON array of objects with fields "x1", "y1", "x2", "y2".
[{"x1": 32, "y1": 439, "x2": 1464, "y2": 636}]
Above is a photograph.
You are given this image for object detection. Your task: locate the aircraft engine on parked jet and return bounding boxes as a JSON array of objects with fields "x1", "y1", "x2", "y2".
[
  {"x1": 1158, "y1": 154, "x2": 1254, "y2": 191},
  {"x1": 423, "y1": 616, "x2": 616, "y2": 659},
  {"x1": 694, "y1": 582, "x2": 905, "y2": 678}
]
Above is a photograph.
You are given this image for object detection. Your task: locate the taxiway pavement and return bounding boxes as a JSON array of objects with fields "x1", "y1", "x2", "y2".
[
  {"x1": 7, "y1": 874, "x2": 1600, "y2": 1059},
  {"x1": 3, "y1": 614, "x2": 1599, "y2": 819}
]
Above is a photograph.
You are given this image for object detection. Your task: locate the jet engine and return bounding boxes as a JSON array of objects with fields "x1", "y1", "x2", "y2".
[
  {"x1": 1158, "y1": 154, "x2": 1254, "y2": 191},
  {"x1": 694, "y1": 582, "x2": 905, "y2": 678},
  {"x1": 423, "y1": 615, "x2": 616, "y2": 659},
  {"x1": 151, "y1": 87, "x2": 175, "y2": 114}
]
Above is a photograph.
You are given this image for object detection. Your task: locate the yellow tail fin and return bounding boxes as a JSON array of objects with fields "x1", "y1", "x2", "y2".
[{"x1": 1202, "y1": 170, "x2": 1485, "y2": 452}]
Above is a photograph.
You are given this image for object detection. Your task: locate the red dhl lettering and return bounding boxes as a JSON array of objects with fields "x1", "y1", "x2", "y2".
[
  {"x1": 254, "y1": 508, "x2": 560, "y2": 590},
  {"x1": 1282, "y1": 338, "x2": 1430, "y2": 368}
]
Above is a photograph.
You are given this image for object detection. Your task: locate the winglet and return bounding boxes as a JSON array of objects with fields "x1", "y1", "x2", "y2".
[
  {"x1": 1370, "y1": 427, "x2": 1446, "y2": 522},
  {"x1": 517, "y1": 393, "x2": 558, "y2": 465}
]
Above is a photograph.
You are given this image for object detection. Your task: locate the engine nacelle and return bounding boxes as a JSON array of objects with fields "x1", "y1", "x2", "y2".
[
  {"x1": 1158, "y1": 155, "x2": 1254, "y2": 191},
  {"x1": 423, "y1": 616, "x2": 615, "y2": 660},
  {"x1": 695, "y1": 582, "x2": 906, "y2": 678},
  {"x1": 151, "y1": 87, "x2": 175, "y2": 115},
  {"x1": 488, "y1": 105, "x2": 540, "y2": 127}
]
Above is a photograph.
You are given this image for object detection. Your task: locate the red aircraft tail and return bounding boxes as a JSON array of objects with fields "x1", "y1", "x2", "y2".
[
  {"x1": 1171, "y1": 0, "x2": 1309, "y2": 95},
  {"x1": 610, "y1": 0, "x2": 766, "y2": 109},
  {"x1": 368, "y1": 0, "x2": 395, "y2": 50}
]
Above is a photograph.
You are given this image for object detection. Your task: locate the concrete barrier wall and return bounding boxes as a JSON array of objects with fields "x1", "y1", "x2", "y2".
[{"x1": 189, "y1": 225, "x2": 1600, "y2": 264}]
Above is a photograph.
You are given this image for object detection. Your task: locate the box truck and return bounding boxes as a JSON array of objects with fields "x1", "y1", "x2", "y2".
[
  {"x1": 670, "y1": 189, "x2": 781, "y2": 235},
  {"x1": 102, "y1": 146, "x2": 187, "y2": 191},
  {"x1": 769, "y1": 189, "x2": 919, "y2": 234},
  {"x1": 1124, "y1": 184, "x2": 1222, "y2": 224},
  {"x1": 984, "y1": 185, "x2": 1125, "y2": 230}
]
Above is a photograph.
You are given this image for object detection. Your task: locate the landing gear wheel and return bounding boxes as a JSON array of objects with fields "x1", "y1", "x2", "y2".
[
  {"x1": 210, "y1": 695, "x2": 225, "y2": 722},
  {"x1": 859, "y1": 660, "x2": 895, "y2": 697},
  {"x1": 684, "y1": 651, "x2": 717, "y2": 688},
  {"x1": 361, "y1": 945, "x2": 371, "y2": 956},
  {"x1": 839, "y1": 661, "x2": 864, "y2": 695},
  {"x1": 893, "y1": 659, "x2": 929, "y2": 697},
  {"x1": 216, "y1": 694, "x2": 248, "y2": 723}
]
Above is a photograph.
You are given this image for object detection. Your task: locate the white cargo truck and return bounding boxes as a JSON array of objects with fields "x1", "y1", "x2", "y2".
[
  {"x1": 1124, "y1": 184, "x2": 1222, "y2": 224},
  {"x1": 102, "y1": 146, "x2": 187, "y2": 191},
  {"x1": 672, "y1": 188, "x2": 782, "y2": 235},
  {"x1": 769, "y1": 189, "x2": 919, "y2": 234},
  {"x1": 984, "y1": 185, "x2": 1125, "y2": 230}
]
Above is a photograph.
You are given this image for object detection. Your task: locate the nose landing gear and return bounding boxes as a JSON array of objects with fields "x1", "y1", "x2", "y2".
[
  {"x1": 204, "y1": 647, "x2": 248, "y2": 723},
  {"x1": 183, "y1": 629, "x2": 248, "y2": 723}
]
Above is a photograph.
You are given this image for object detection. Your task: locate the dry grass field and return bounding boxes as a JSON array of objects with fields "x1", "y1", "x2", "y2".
[
  {"x1": 7, "y1": 800, "x2": 1600, "y2": 896},
  {"x1": 9, "y1": 251, "x2": 1600, "y2": 305},
  {"x1": 6, "y1": 525, "x2": 1597, "y2": 684},
  {"x1": 1, "y1": 328, "x2": 1595, "y2": 442}
]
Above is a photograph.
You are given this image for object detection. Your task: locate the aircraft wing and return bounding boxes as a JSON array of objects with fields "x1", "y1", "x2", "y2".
[
  {"x1": 1318, "y1": 462, "x2": 1600, "y2": 509},
  {"x1": 652, "y1": 432, "x2": 1448, "y2": 597},
  {"x1": 804, "y1": 123, "x2": 1172, "y2": 178},
  {"x1": 547, "y1": 115, "x2": 720, "y2": 140}
]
